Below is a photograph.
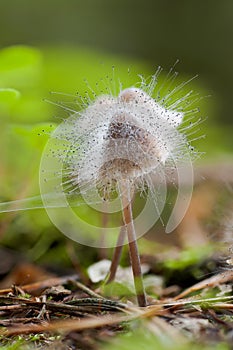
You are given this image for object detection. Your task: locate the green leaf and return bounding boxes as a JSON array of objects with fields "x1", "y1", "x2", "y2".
[
  {"x1": 164, "y1": 245, "x2": 215, "y2": 270},
  {"x1": 101, "y1": 281, "x2": 135, "y2": 298},
  {"x1": 0, "y1": 88, "x2": 21, "y2": 114},
  {"x1": 0, "y1": 45, "x2": 42, "y2": 88},
  {"x1": 0, "y1": 88, "x2": 20, "y2": 103}
]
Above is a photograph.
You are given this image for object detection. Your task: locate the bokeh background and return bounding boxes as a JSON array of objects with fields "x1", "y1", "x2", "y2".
[
  {"x1": 1, "y1": 0, "x2": 233, "y2": 125},
  {"x1": 0, "y1": 0, "x2": 232, "y2": 274}
]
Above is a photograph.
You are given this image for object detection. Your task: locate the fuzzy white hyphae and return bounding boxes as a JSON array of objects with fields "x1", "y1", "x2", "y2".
[{"x1": 58, "y1": 85, "x2": 195, "y2": 203}]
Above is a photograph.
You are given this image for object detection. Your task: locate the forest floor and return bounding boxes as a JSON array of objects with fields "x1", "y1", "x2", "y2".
[{"x1": 0, "y1": 164, "x2": 233, "y2": 350}]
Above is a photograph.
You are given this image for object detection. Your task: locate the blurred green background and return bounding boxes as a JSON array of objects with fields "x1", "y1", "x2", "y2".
[
  {"x1": 0, "y1": 0, "x2": 232, "y2": 268},
  {"x1": 1, "y1": 0, "x2": 233, "y2": 125}
]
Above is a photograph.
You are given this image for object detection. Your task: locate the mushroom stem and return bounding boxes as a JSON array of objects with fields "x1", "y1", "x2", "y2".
[
  {"x1": 118, "y1": 181, "x2": 147, "y2": 307},
  {"x1": 106, "y1": 226, "x2": 126, "y2": 284}
]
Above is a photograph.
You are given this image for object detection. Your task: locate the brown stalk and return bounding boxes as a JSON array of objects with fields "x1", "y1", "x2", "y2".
[
  {"x1": 106, "y1": 225, "x2": 126, "y2": 283},
  {"x1": 118, "y1": 181, "x2": 147, "y2": 307}
]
